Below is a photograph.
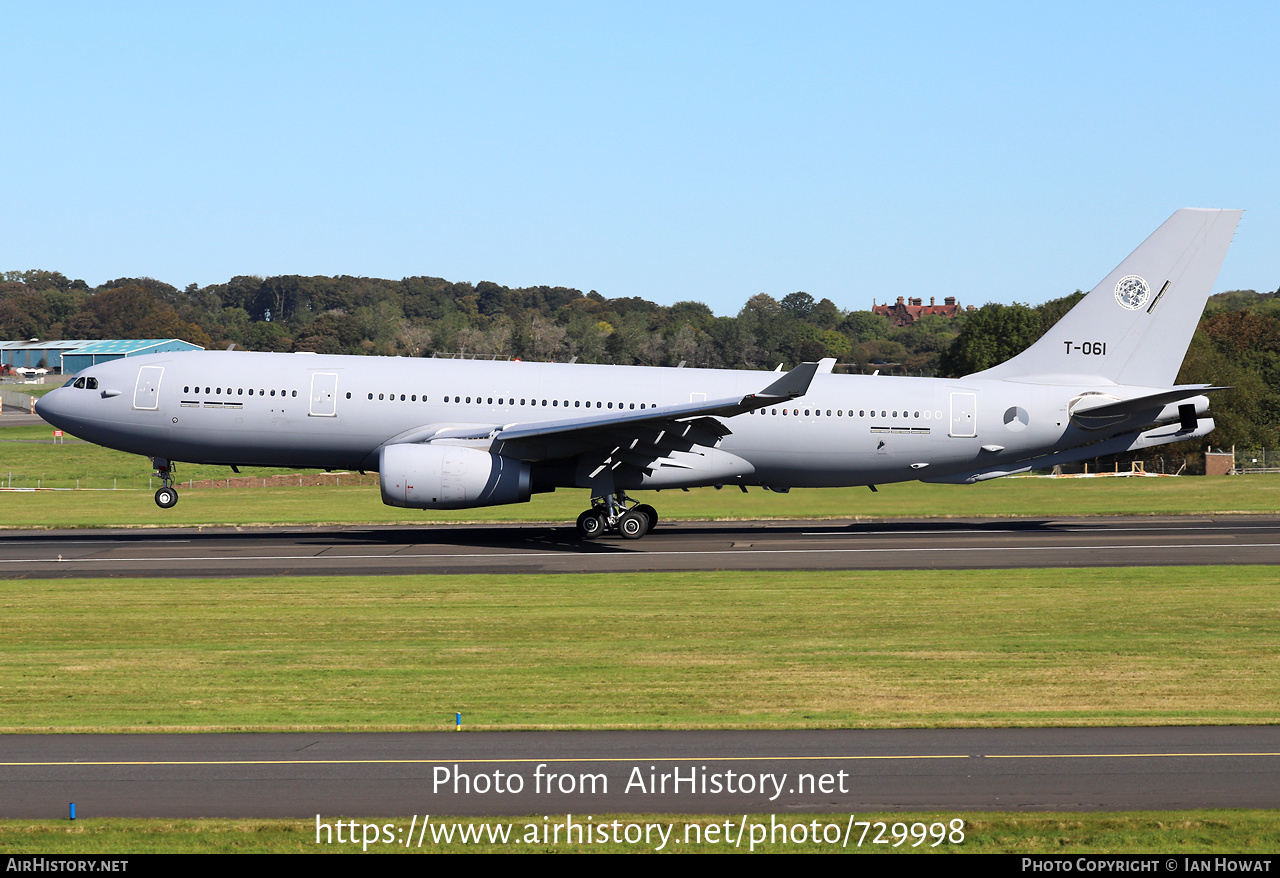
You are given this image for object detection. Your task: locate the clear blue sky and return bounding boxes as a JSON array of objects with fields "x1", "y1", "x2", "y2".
[{"x1": 4, "y1": 2, "x2": 1276, "y2": 314}]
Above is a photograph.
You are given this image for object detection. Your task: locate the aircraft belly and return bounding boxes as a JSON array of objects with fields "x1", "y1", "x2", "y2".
[
  {"x1": 58, "y1": 412, "x2": 171, "y2": 458},
  {"x1": 741, "y1": 449, "x2": 925, "y2": 487}
]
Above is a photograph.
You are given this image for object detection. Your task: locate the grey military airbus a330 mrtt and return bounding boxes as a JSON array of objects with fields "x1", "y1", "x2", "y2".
[{"x1": 37, "y1": 209, "x2": 1242, "y2": 540}]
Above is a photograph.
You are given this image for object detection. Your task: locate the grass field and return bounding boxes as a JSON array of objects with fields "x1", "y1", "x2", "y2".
[
  {"x1": 4, "y1": 568, "x2": 1277, "y2": 732},
  {"x1": 4, "y1": 420, "x2": 1278, "y2": 527},
  {"x1": 4, "y1": 811, "x2": 1278, "y2": 853},
  {"x1": 3, "y1": 472, "x2": 1279, "y2": 530}
]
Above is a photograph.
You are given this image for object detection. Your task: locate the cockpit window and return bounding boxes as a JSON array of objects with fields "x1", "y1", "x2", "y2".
[{"x1": 72, "y1": 377, "x2": 85, "y2": 388}]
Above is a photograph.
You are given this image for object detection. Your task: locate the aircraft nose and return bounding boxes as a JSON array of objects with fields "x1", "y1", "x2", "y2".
[{"x1": 34, "y1": 387, "x2": 70, "y2": 428}]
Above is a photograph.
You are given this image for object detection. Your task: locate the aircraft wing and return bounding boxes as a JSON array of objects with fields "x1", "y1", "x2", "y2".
[
  {"x1": 497, "y1": 360, "x2": 820, "y2": 441},
  {"x1": 384, "y1": 361, "x2": 823, "y2": 463}
]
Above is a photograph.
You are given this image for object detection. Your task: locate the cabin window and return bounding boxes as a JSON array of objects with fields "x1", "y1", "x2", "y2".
[
  {"x1": 292, "y1": 390, "x2": 297, "y2": 397},
  {"x1": 378, "y1": 393, "x2": 384, "y2": 400},
  {"x1": 552, "y1": 400, "x2": 558, "y2": 406},
  {"x1": 238, "y1": 388, "x2": 243, "y2": 395},
  {"x1": 346, "y1": 393, "x2": 351, "y2": 399},
  {"x1": 216, "y1": 387, "x2": 222, "y2": 394}
]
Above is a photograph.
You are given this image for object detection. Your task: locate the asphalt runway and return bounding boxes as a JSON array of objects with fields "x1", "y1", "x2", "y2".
[
  {"x1": 0, "y1": 407, "x2": 48, "y2": 426},
  {"x1": 1, "y1": 515, "x2": 1278, "y2": 579},
  {"x1": 3, "y1": 727, "x2": 1278, "y2": 818}
]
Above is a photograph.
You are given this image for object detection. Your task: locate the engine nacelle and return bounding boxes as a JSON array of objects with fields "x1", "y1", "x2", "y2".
[{"x1": 379, "y1": 444, "x2": 531, "y2": 510}]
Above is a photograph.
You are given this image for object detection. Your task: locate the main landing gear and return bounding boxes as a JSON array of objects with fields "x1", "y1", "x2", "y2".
[
  {"x1": 152, "y1": 458, "x2": 178, "y2": 508},
  {"x1": 575, "y1": 493, "x2": 658, "y2": 541}
]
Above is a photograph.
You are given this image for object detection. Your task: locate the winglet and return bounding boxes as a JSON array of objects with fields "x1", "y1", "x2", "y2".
[{"x1": 753, "y1": 361, "x2": 821, "y2": 402}]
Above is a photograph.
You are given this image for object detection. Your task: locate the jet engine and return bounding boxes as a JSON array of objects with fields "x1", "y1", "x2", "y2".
[{"x1": 379, "y1": 444, "x2": 531, "y2": 509}]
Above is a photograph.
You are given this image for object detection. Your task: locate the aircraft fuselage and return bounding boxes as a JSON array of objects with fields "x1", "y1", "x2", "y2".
[{"x1": 38, "y1": 350, "x2": 1177, "y2": 490}]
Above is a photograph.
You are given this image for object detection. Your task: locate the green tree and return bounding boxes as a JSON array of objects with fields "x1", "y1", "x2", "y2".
[{"x1": 938, "y1": 303, "x2": 1043, "y2": 377}]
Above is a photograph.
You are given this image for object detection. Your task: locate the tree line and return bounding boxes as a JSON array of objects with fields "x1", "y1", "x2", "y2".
[{"x1": 3, "y1": 268, "x2": 1277, "y2": 448}]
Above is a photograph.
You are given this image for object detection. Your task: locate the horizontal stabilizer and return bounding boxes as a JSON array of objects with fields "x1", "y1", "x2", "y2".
[
  {"x1": 1069, "y1": 386, "x2": 1220, "y2": 432},
  {"x1": 1070, "y1": 386, "x2": 1228, "y2": 419}
]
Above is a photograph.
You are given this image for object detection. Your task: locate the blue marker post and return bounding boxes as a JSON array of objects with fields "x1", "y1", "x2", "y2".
[
  {"x1": 69, "y1": 803, "x2": 76, "y2": 820},
  {"x1": 455, "y1": 712, "x2": 461, "y2": 731}
]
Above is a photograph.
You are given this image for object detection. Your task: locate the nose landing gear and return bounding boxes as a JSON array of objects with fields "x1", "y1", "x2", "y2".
[
  {"x1": 575, "y1": 493, "x2": 658, "y2": 540},
  {"x1": 152, "y1": 458, "x2": 178, "y2": 508}
]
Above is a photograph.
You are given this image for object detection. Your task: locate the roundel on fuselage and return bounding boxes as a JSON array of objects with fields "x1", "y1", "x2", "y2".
[{"x1": 1003, "y1": 405, "x2": 1030, "y2": 432}]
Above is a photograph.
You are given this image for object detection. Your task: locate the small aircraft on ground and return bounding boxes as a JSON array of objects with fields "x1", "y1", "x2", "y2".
[{"x1": 37, "y1": 209, "x2": 1242, "y2": 539}]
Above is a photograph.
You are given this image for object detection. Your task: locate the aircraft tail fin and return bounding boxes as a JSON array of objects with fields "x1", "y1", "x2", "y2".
[{"x1": 970, "y1": 209, "x2": 1242, "y2": 387}]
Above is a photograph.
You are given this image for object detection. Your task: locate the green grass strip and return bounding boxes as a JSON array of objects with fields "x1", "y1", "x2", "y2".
[
  {"x1": 4, "y1": 421, "x2": 1279, "y2": 528},
  {"x1": 2, "y1": 476, "x2": 1279, "y2": 529},
  {"x1": 3, "y1": 812, "x2": 1278, "y2": 853},
  {"x1": 3, "y1": 568, "x2": 1278, "y2": 731}
]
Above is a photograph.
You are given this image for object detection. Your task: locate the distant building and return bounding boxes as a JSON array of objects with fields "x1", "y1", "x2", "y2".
[
  {"x1": 0, "y1": 340, "x2": 96, "y2": 372},
  {"x1": 60, "y1": 339, "x2": 204, "y2": 375},
  {"x1": 2, "y1": 339, "x2": 204, "y2": 375},
  {"x1": 871, "y1": 296, "x2": 973, "y2": 327}
]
